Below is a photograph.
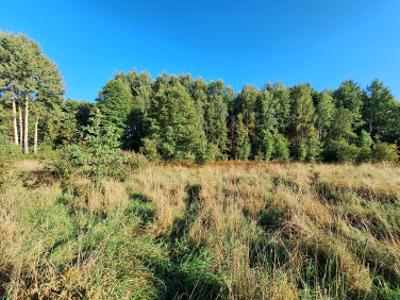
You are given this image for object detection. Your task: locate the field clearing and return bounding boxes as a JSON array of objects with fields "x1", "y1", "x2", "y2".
[{"x1": 1, "y1": 161, "x2": 400, "y2": 299}]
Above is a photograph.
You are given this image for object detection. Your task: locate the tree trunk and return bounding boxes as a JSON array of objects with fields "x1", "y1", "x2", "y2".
[
  {"x1": 24, "y1": 96, "x2": 29, "y2": 154},
  {"x1": 12, "y1": 99, "x2": 19, "y2": 145},
  {"x1": 18, "y1": 100, "x2": 23, "y2": 151},
  {"x1": 34, "y1": 118, "x2": 38, "y2": 154}
]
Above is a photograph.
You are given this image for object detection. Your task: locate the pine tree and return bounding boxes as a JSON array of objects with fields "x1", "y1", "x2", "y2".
[
  {"x1": 97, "y1": 79, "x2": 133, "y2": 144},
  {"x1": 363, "y1": 79, "x2": 397, "y2": 140}
]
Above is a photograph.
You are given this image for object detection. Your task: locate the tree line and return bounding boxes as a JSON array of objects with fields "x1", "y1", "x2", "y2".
[{"x1": 1, "y1": 32, "x2": 399, "y2": 163}]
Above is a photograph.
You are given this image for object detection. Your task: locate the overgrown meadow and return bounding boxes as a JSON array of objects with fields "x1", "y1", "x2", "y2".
[{"x1": 1, "y1": 142, "x2": 400, "y2": 299}]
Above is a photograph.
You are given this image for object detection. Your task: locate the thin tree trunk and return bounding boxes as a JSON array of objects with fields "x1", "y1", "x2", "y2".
[
  {"x1": 24, "y1": 96, "x2": 29, "y2": 154},
  {"x1": 12, "y1": 99, "x2": 19, "y2": 145},
  {"x1": 18, "y1": 100, "x2": 23, "y2": 151},
  {"x1": 34, "y1": 118, "x2": 38, "y2": 154}
]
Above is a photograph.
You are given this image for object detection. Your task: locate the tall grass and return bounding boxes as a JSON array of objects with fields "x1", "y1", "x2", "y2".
[{"x1": 1, "y1": 162, "x2": 400, "y2": 299}]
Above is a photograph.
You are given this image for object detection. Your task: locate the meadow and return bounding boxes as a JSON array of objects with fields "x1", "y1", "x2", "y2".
[{"x1": 1, "y1": 159, "x2": 400, "y2": 299}]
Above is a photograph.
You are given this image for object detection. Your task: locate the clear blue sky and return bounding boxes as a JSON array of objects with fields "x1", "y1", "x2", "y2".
[{"x1": 2, "y1": 0, "x2": 400, "y2": 100}]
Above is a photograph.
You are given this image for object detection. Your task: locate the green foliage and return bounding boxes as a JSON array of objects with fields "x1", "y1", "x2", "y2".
[
  {"x1": 333, "y1": 80, "x2": 364, "y2": 129},
  {"x1": 0, "y1": 102, "x2": 10, "y2": 137},
  {"x1": 59, "y1": 109, "x2": 127, "y2": 182},
  {"x1": 316, "y1": 91, "x2": 334, "y2": 140},
  {"x1": 289, "y1": 84, "x2": 321, "y2": 162},
  {"x1": 0, "y1": 136, "x2": 19, "y2": 190},
  {"x1": 97, "y1": 78, "x2": 133, "y2": 142},
  {"x1": 124, "y1": 151, "x2": 149, "y2": 170},
  {"x1": 273, "y1": 133, "x2": 290, "y2": 161},
  {"x1": 363, "y1": 80, "x2": 399, "y2": 141},
  {"x1": 234, "y1": 114, "x2": 251, "y2": 160},
  {"x1": 140, "y1": 138, "x2": 160, "y2": 161},
  {"x1": 0, "y1": 31, "x2": 64, "y2": 150},
  {"x1": 324, "y1": 139, "x2": 360, "y2": 163},
  {"x1": 372, "y1": 142, "x2": 398, "y2": 163},
  {"x1": 254, "y1": 90, "x2": 275, "y2": 160},
  {"x1": 2, "y1": 32, "x2": 400, "y2": 164},
  {"x1": 204, "y1": 81, "x2": 229, "y2": 158},
  {"x1": 147, "y1": 80, "x2": 206, "y2": 161},
  {"x1": 267, "y1": 82, "x2": 291, "y2": 133}
]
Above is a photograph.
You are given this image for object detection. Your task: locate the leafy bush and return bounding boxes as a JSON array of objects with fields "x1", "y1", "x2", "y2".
[
  {"x1": 124, "y1": 151, "x2": 149, "y2": 169},
  {"x1": 372, "y1": 142, "x2": 398, "y2": 163},
  {"x1": 273, "y1": 133, "x2": 290, "y2": 161},
  {"x1": 55, "y1": 109, "x2": 128, "y2": 182},
  {"x1": 140, "y1": 138, "x2": 159, "y2": 161},
  {"x1": 323, "y1": 139, "x2": 360, "y2": 162}
]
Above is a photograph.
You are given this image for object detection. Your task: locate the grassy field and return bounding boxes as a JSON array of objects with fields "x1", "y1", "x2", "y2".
[{"x1": 1, "y1": 161, "x2": 400, "y2": 299}]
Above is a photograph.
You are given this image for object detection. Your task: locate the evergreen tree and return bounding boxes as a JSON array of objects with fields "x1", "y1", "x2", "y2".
[
  {"x1": 97, "y1": 79, "x2": 133, "y2": 145},
  {"x1": 363, "y1": 79, "x2": 398, "y2": 141},
  {"x1": 0, "y1": 32, "x2": 64, "y2": 153},
  {"x1": 289, "y1": 84, "x2": 321, "y2": 162},
  {"x1": 233, "y1": 114, "x2": 251, "y2": 160},
  {"x1": 147, "y1": 80, "x2": 206, "y2": 161}
]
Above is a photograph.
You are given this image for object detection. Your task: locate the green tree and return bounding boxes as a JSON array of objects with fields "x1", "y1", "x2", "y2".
[
  {"x1": 0, "y1": 32, "x2": 64, "y2": 154},
  {"x1": 273, "y1": 133, "x2": 290, "y2": 161},
  {"x1": 333, "y1": 80, "x2": 364, "y2": 130},
  {"x1": 266, "y1": 83, "x2": 291, "y2": 133},
  {"x1": 119, "y1": 70, "x2": 153, "y2": 150},
  {"x1": 254, "y1": 90, "x2": 275, "y2": 160},
  {"x1": 289, "y1": 84, "x2": 321, "y2": 162},
  {"x1": 204, "y1": 80, "x2": 229, "y2": 158},
  {"x1": 97, "y1": 78, "x2": 133, "y2": 145},
  {"x1": 362, "y1": 79, "x2": 398, "y2": 141},
  {"x1": 357, "y1": 129, "x2": 373, "y2": 163},
  {"x1": 233, "y1": 114, "x2": 251, "y2": 160},
  {"x1": 63, "y1": 108, "x2": 125, "y2": 182},
  {"x1": 316, "y1": 91, "x2": 335, "y2": 140},
  {"x1": 147, "y1": 80, "x2": 206, "y2": 161}
]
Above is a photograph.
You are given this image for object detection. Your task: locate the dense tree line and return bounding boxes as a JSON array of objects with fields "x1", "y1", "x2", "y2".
[
  {"x1": 91, "y1": 71, "x2": 399, "y2": 163},
  {"x1": 1, "y1": 32, "x2": 399, "y2": 163}
]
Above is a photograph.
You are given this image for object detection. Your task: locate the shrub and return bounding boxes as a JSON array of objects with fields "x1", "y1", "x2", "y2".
[
  {"x1": 195, "y1": 141, "x2": 218, "y2": 164},
  {"x1": 0, "y1": 136, "x2": 20, "y2": 190},
  {"x1": 124, "y1": 151, "x2": 149, "y2": 169},
  {"x1": 55, "y1": 109, "x2": 128, "y2": 183},
  {"x1": 372, "y1": 142, "x2": 398, "y2": 163},
  {"x1": 323, "y1": 139, "x2": 360, "y2": 162},
  {"x1": 273, "y1": 133, "x2": 290, "y2": 161},
  {"x1": 140, "y1": 138, "x2": 159, "y2": 161}
]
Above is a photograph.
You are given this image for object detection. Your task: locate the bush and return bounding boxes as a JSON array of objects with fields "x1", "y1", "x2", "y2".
[
  {"x1": 0, "y1": 136, "x2": 20, "y2": 190},
  {"x1": 273, "y1": 133, "x2": 290, "y2": 161},
  {"x1": 372, "y1": 142, "x2": 398, "y2": 163},
  {"x1": 195, "y1": 141, "x2": 218, "y2": 164},
  {"x1": 323, "y1": 139, "x2": 360, "y2": 162},
  {"x1": 124, "y1": 151, "x2": 149, "y2": 169},
  {"x1": 140, "y1": 138, "x2": 159, "y2": 161}
]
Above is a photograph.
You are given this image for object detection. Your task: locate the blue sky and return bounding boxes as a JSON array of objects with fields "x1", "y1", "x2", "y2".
[{"x1": 2, "y1": 0, "x2": 400, "y2": 100}]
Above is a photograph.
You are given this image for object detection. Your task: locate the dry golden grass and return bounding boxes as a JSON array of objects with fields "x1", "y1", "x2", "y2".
[{"x1": 1, "y1": 161, "x2": 400, "y2": 299}]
